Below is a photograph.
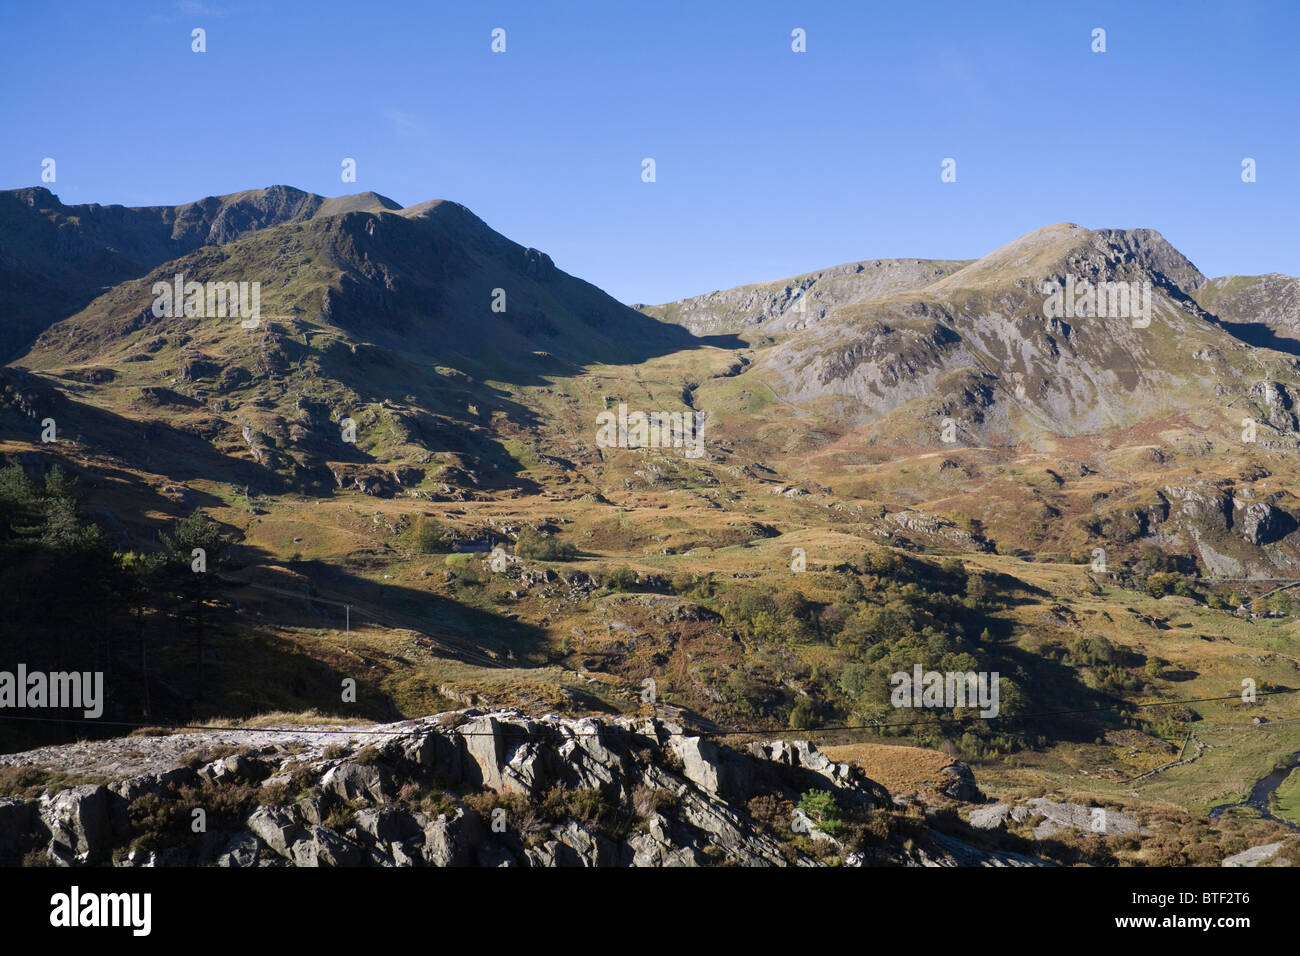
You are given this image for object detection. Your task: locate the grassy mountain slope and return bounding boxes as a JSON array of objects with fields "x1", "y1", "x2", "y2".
[
  {"x1": 0, "y1": 185, "x2": 401, "y2": 361},
  {"x1": 15, "y1": 198, "x2": 713, "y2": 496}
]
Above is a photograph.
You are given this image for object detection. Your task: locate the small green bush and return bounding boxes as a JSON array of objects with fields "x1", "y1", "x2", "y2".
[
  {"x1": 798, "y1": 789, "x2": 844, "y2": 835},
  {"x1": 402, "y1": 516, "x2": 450, "y2": 554},
  {"x1": 515, "y1": 526, "x2": 577, "y2": 561}
]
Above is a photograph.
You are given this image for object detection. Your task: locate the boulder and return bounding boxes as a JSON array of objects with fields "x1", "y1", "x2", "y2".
[
  {"x1": 670, "y1": 736, "x2": 723, "y2": 796},
  {"x1": 290, "y1": 825, "x2": 361, "y2": 867},
  {"x1": 353, "y1": 807, "x2": 421, "y2": 845},
  {"x1": 421, "y1": 808, "x2": 481, "y2": 867},
  {"x1": 939, "y1": 763, "x2": 984, "y2": 802},
  {"x1": 968, "y1": 803, "x2": 1013, "y2": 830},
  {"x1": 42, "y1": 785, "x2": 112, "y2": 864},
  {"x1": 1221, "y1": 842, "x2": 1286, "y2": 867},
  {"x1": 320, "y1": 760, "x2": 394, "y2": 803},
  {"x1": 1025, "y1": 799, "x2": 1139, "y2": 838},
  {"x1": 215, "y1": 832, "x2": 262, "y2": 867},
  {"x1": 246, "y1": 806, "x2": 304, "y2": 858}
]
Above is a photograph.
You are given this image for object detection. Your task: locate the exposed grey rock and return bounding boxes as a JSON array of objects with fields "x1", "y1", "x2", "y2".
[
  {"x1": 0, "y1": 707, "x2": 1039, "y2": 868},
  {"x1": 626, "y1": 812, "x2": 700, "y2": 867},
  {"x1": 290, "y1": 825, "x2": 361, "y2": 867},
  {"x1": 109, "y1": 767, "x2": 196, "y2": 804},
  {"x1": 1025, "y1": 799, "x2": 1139, "y2": 838},
  {"x1": 215, "y1": 832, "x2": 261, "y2": 867},
  {"x1": 939, "y1": 763, "x2": 984, "y2": 802},
  {"x1": 524, "y1": 821, "x2": 621, "y2": 867},
  {"x1": 246, "y1": 806, "x2": 304, "y2": 858},
  {"x1": 1238, "y1": 500, "x2": 1292, "y2": 546},
  {"x1": 637, "y1": 257, "x2": 970, "y2": 336},
  {"x1": 390, "y1": 840, "x2": 419, "y2": 867},
  {"x1": 1221, "y1": 842, "x2": 1286, "y2": 867},
  {"x1": 1165, "y1": 484, "x2": 1233, "y2": 533},
  {"x1": 967, "y1": 803, "x2": 1013, "y2": 830},
  {"x1": 918, "y1": 830, "x2": 1054, "y2": 867},
  {"x1": 41, "y1": 785, "x2": 111, "y2": 865},
  {"x1": 459, "y1": 715, "x2": 509, "y2": 791},
  {"x1": 884, "y1": 511, "x2": 985, "y2": 550},
  {"x1": 353, "y1": 807, "x2": 421, "y2": 845},
  {"x1": 321, "y1": 760, "x2": 394, "y2": 803},
  {"x1": 1249, "y1": 381, "x2": 1299, "y2": 432},
  {"x1": 671, "y1": 736, "x2": 723, "y2": 796},
  {"x1": 197, "y1": 753, "x2": 261, "y2": 785},
  {"x1": 421, "y1": 808, "x2": 481, "y2": 867}
]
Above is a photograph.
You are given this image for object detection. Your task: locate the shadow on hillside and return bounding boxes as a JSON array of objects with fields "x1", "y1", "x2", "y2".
[
  {"x1": 1215, "y1": 319, "x2": 1300, "y2": 357},
  {"x1": 217, "y1": 549, "x2": 547, "y2": 668},
  {"x1": 0, "y1": 540, "x2": 549, "y2": 754},
  {"x1": 4, "y1": 365, "x2": 547, "y2": 501},
  {"x1": 991, "y1": 643, "x2": 1136, "y2": 744},
  {"x1": 987, "y1": 570, "x2": 1053, "y2": 607}
]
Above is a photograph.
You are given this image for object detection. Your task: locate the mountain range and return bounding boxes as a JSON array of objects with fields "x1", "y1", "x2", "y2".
[{"x1": 2, "y1": 185, "x2": 1300, "y2": 868}]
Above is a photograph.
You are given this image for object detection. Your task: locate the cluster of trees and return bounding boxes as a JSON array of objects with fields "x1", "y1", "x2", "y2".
[
  {"x1": 1064, "y1": 635, "x2": 1144, "y2": 695},
  {"x1": 696, "y1": 548, "x2": 1159, "y2": 757},
  {"x1": 1144, "y1": 571, "x2": 1195, "y2": 599},
  {"x1": 0, "y1": 463, "x2": 229, "y2": 748},
  {"x1": 400, "y1": 515, "x2": 452, "y2": 554},
  {"x1": 717, "y1": 550, "x2": 994, "y2": 651},
  {"x1": 698, "y1": 550, "x2": 1037, "y2": 754},
  {"x1": 400, "y1": 520, "x2": 581, "y2": 562},
  {"x1": 514, "y1": 526, "x2": 576, "y2": 561}
]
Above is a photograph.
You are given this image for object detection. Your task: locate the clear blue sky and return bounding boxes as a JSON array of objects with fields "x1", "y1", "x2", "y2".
[{"x1": 2, "y1": 0, "x2": 1296, "y2": 304}]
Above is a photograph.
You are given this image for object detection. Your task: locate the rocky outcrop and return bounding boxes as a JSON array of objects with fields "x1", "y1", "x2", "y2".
[
  {"x1": 636, "y1": 258, "x2": 971, "y2": 336},
  {"x1": 967, "y1": 803, "x2": 1015, "y2": 831},
  {"x1": 1150, "y1": 483, "x2": 1300, "y2": 576},
  {"x1": 41, "y1": 785, "x2": 112, "y2": 865},
  {"x1": 1248, "y1": 381, "x2": 1299, "y2": 434},
  {"x1": 937, "y1": 763, "x2": 983, "y2": 802},
  {"x1": 1022, "y1": 799, "x2": 1139, "y2": 838},
  {"x1": 1237, "y1": 499, "x2": 1295, "y2": 546},
  {"x1": 1221, "y1": 841, "x2": 1286, "y2": 867},
  {"x1": 918, "y1": 830, "x2": 1051, "y2": 868},
  {"x1": 966, "y1": 799, "x2": 1140, "y2": 839},
  {"x1": 1163, "y1": 484, "x2": 1233, "y2": 534},
  {"x1": 0, "y1": 710, "x2": 1037, "y2": 868}
]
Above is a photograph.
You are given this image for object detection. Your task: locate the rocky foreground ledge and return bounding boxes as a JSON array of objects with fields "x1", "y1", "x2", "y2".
[{"x1": 0, "y1": 710, "x2": 1044, "y2": 867}]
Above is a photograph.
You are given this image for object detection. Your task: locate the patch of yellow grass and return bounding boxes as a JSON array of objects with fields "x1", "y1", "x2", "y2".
[{"x1": 821, "y1": 742, "x2": 955, "y2": 797}]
